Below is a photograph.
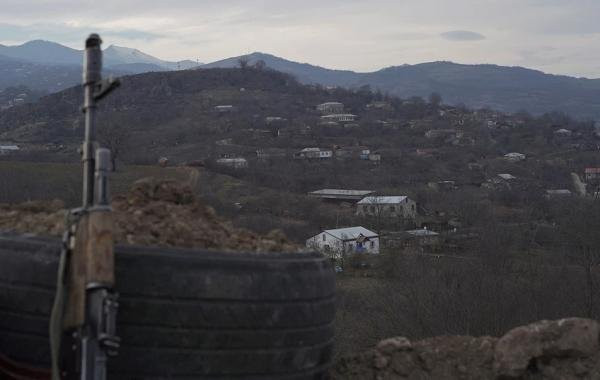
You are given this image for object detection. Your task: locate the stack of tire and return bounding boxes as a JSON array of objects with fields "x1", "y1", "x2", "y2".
[{"x1": 0, "y1": 235, "x2": 336, "y2": 379}]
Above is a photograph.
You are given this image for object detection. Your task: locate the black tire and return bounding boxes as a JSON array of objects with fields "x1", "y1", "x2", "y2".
[{"x1": 0, "y1": 234, "x2": 336, "y2": 379}]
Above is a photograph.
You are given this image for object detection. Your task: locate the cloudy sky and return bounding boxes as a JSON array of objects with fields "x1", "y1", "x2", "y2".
[{"x1": 1, "y1": 0, "x2": 600, "y2": 78}]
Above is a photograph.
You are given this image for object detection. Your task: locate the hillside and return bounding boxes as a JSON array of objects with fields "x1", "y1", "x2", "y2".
[
  {"x1": 202, "y1": 52, "x2": 358, "y2": 86},
  {"x1": 1, "y1": 67, "x2": 600, "y2": 361},
  {"x1": 206, "y1": 53, "x2": 600, "y2": 119}
]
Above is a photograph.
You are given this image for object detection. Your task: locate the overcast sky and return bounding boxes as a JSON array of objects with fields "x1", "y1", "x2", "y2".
[{"x1": 1, "y1": 0, "x2": 599, "y2": 78}]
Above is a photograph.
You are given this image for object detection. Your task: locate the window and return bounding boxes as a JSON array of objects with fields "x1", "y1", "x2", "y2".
[
  {"x1": 370, "y1": 241, "x2": 375, "y2": 248},
  {"x1": 323, "y1": 234, "x2": 326, "y2": 242},
  {"x1": 370, "y1": 206, "x2": 375, "y2": 213},
  {"x1": 389, "y1": 206, "x2": 396, "y2": 212}
]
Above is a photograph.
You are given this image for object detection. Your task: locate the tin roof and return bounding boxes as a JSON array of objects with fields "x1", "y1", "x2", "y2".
[
  {"x1": 357, "y1": 196, "x2": 409, "y2": 204},
  {"x1": 310, "y1": 189, "x2": 374, "y2": 196},
  {"x1": 324, "y1": 226, "x2": 378, "y2": 241}
]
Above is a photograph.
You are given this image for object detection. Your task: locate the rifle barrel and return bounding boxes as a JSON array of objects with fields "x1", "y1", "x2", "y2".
[{"x1": 82, "y1": 34, "x2": 102, "y2": 208}]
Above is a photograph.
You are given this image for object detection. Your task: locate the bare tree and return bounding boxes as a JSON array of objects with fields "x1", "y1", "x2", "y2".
[
  {"x1": 254, "y1": 59, "x2": 266, "y2": 70},
  {"x1": 559, "y1": 199, "x2": 600, "y2": 318},
  {"x1": 97, "y1": 123, "x2": 131, "y2": 171},
  {"x1": 238, "y1": 56, "x2": 250, "y2": 70},
  {"x1": 429, "y1": 92, "x2": 442, "y2": 108}
]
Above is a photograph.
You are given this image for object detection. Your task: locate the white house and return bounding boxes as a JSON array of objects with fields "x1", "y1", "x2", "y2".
[
  {"x1": 0, "y1": 145, "x2": 19, "y2": 155},
  {"x1": 320, "y1": 114, "x2": 357, "y2": 122},
  {"x1": 356, "y1": 196, "x2": 417, "y2": 219},
  {"x1": 504, "y1": 152, "x2": 526, "y2": 162},
  {"x1": 214, "y1": 105, "x2": 234, "y2": 113},
  {"x1": 216, "y1": 158, "x2": 248, "y2": 169},
  {"x1": 307, "y1": 226, "x2": 379, "y2": 258},
  {"x1": 317, "y1": 102, "x2": 344, "y2": 114}
]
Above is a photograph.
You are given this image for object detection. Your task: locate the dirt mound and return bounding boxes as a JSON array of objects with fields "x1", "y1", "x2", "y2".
[
  {"x1": 0, "y1": 178, "x2": 298, "y2": 252},
  {"x1": 330, "y1": 318, "x2": 600, "y2": 379}
]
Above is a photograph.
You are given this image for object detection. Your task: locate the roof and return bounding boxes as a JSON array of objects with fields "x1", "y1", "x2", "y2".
[
  {"x1": 585, "y1": 168, "x2": 600, "y2": 174},
  {"x1": 358, "y1": 196, "x2": 408, "y2": 204},
  {"x1": 324, "y1": 226, "x2": 378, "y2": 241},
  {"x1": 546, "y1": 189, "x2": 572, "y2": 195},
  {"x1": 0, "y1": 145, "x2": 19, "y2": 150},
  {"x1": 505, "y1": 152, "x2": 525, "y2": 157},
  {"x1": 321, "y1": 114, "x2": 356, "y2": 118},
  {"x1": 216, "y1": 158, "x2": 247, "y2": 162},
  {"x1": 498, "y1": 173, "x2": 516, "y2": 180},
  {"x1": 317, "y1": 102, "x2": 343, "y2": 106},
  {"x1": 310, "y1": 189, "x2": 374, "y2": 196},
  {"x1": 406, "y1": 229, "x2": 439, "y2": 237}
]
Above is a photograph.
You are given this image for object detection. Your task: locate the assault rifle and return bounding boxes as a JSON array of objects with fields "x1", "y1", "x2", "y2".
[{"x1": 50, "y1": 34, "x2": 120, "y2": 380}]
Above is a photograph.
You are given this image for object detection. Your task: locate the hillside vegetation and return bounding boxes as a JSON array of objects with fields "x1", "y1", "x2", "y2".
[{"x1": 1, "y1": 67, "x2": 600, "y2": 359}]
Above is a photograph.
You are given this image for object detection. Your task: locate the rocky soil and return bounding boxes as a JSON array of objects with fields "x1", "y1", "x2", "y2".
[
  {"x1": 0, "y1": 177, "x2": 298, "y2": 252},
  {"x1": 330, "y1": 318, "x2": 600, "y2": 379}
]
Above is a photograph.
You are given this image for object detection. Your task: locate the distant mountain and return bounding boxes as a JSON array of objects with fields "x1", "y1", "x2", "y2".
[
  {"x1": 354, "y1": 62, "x2": 600, "y2": 118},
  {"x1": 2, "y1": 40, "x2": 600, "y2": 119},
  {"x1": 0, "y1": 40, "x2": 81, "y2": 66},
  {"x1": 0, "y1": 40, "x2": 202, "y2": 93},
  {"x1": 204, "y1": 53, "x2": 600, "y2": 119},
  {"x1": 0, "y1": 40, "x2": 201, "y2": 71},
  {"x1": 202, "y1": 52, "x2": 358, "y2": 86}
]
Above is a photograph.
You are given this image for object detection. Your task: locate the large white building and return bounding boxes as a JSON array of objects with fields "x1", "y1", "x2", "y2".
[
  {"x1": 356, "y1": 196, "x2": 417, "y2": 219},
  {"x1": 307, "y1": 226, "x2": 379, "y2": 258},
  {"x1": 317, "y1": 102, "x2": 344, "y2": 114},
  {"x1": 320, "y1": 114, "x2": 357, "y2": 122}
]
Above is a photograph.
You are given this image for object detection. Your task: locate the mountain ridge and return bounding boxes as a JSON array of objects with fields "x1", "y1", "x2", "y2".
[{"x1": 2, "y1": 40, "x2": 600, "y2": 118}]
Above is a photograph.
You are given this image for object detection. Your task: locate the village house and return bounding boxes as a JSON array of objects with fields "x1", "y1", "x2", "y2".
[
  {"x1": 216, "y1": 157, "x2": 248, "y2": 169},
  {"x1": 215, "y1": 138, "x2": 233, "y2": 146},
  {"x1": 356, "y1": 196, "x2": 417, "y2": 219},
  {"x1": 367, "y1": 152, "x2": 382, "y2": 162},
  {"x1": 0, "y1": 145, "x2": 20, "y2": 155},
  {"x1": 498, "y1": 173, "x2": 517, "y2": 181},
  {"x1": 585, "y1": 168, "x2": 600, "y2": 182},
  {"x1": 294, "y1": 147, "x2": 333, "y2": 159},
  {"x1": 308, "y1": 189, "x2": 375, "y2": 202},
  {"x1": 545, "y1": 189, "x2": 572, "y2": 199},
  {"x1": 265, "y1": 116, "x2": 286, "y2": 123},
  {"x1": 554, "y1": 128, "x2": 573, "y2": 137},
  {"x1": 306, "y1": 226, "x2": 379, "y2": 258},
  {"x1": 320, "y1": 114, "x2": 357, "y2": 123},
  {"x1": 333, "y1": 146, "x2": 370, "y2": 160},
  {"x1": 316, "y1": 102, "x2": 344, "y2": 115},
  {"x1": 504, "y1": 152, "x2": 526, "y2": 162},
  {"x1": 214, "y1": 105, "x2": 235, "y2": 113}
]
